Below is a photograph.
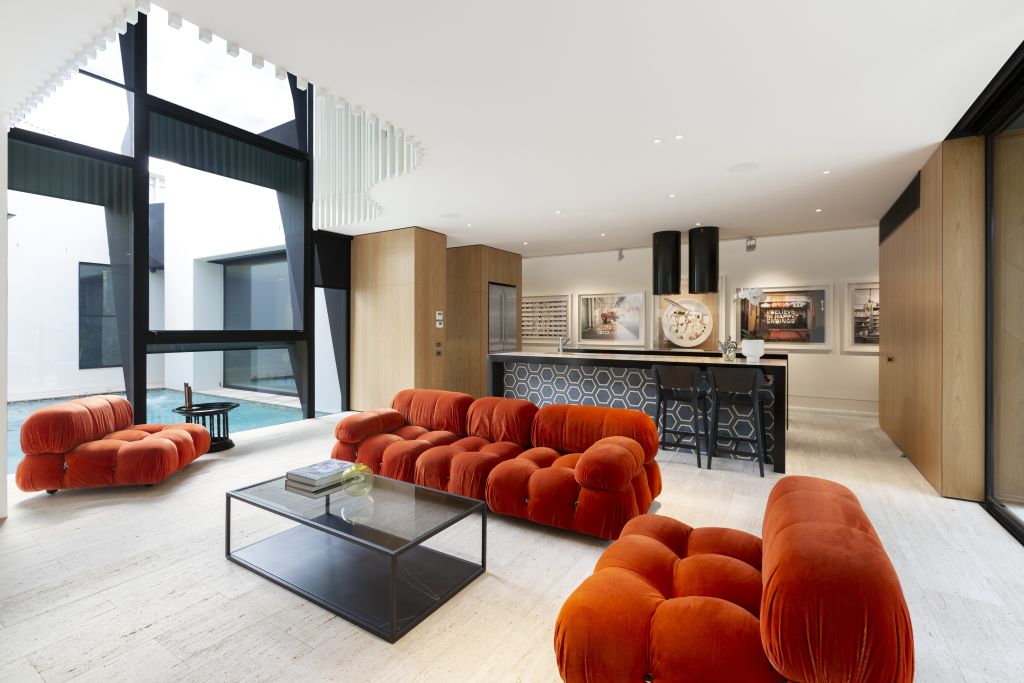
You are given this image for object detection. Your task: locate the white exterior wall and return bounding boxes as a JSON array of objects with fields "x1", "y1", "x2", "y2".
[
  {"x1": 2, "y1": 119, "x2": 9, "y2": 518},
  {"x1": 523, "y1": 227, "x2": 880, "y2": 413}
]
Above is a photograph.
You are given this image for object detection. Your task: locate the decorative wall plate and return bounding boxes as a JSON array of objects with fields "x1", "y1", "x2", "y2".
[{"x1": 661, "y1": 299, "x2": 713, "y2": 348}]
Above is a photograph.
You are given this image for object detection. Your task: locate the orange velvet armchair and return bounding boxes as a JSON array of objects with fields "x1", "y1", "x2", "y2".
[
  {"x1": 15, "y1": 395, "x2": 212, "y2": 494},
  {"x1": 554, "y1": 475, "x2": 914, "y2": 682}
]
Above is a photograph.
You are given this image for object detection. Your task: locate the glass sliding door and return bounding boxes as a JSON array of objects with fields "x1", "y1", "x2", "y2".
[{"x1": 990, "y1": 115, "x2": 1024, "y2": 528}]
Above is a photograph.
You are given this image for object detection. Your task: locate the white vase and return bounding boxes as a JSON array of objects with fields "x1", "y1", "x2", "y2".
[{"x1": 741, "y1": 339, "x2": 765, "y2": 364}]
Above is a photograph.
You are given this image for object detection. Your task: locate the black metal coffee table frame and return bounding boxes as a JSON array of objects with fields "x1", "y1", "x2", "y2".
[{"x1": 226, "y1": 476, "x2": 486, "y2": 642}]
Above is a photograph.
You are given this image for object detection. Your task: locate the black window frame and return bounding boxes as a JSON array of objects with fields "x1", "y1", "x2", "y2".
[{"x1": 7, "y1": 14, "x2": 353, "y2": 422}]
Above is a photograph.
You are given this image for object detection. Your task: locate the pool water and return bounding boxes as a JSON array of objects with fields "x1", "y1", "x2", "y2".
[{"x1": 6, "y1": 389, "x2": 304, "y2": 474}]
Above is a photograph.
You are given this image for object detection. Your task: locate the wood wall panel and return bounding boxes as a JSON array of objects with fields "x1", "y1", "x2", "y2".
[
  {"x1": 879, "y1": 138, "x2": 985, "y2": 502},
  {"x1": 941, "y1": 136, "x2": 986, "y2": 501},
  {"x1": 351, "y1": 227, "x2": 447, "y2": 409},
  {"x1": 446, "y1": 245, "x2": 522, "y2": 396},
  {"x1": 907, "y1": 146, "x2": 944, "y2": 492}
]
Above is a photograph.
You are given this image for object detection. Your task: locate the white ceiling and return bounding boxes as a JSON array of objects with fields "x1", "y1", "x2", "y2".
[{"x1": 4, "y1": 1, "x2": 1024, "y2": 257}]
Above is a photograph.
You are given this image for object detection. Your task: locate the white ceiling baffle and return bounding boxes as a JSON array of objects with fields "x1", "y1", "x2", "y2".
[{"x1": 313, "y1": 88, "x2": 423, "y2": 230}]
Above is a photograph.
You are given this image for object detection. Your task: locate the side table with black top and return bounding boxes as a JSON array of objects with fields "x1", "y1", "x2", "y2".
[{"x1": 173, "y1": 402, "x2": 240, "y2": 452}]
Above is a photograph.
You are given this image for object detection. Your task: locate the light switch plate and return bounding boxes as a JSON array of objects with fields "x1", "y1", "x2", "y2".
[
  {"x1": 435, "y1": 310, "x2": 444, "y2": 320},
  {"x1": 435, "y1": 320, "x2": 444, "y2": 328}
]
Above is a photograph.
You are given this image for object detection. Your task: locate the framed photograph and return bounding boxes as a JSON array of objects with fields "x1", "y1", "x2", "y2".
[
  {"x1": 578, "y1": 292, "x2": 646, "y2": 347},
  {"x1": 843, "y1": 282, "x2": 880, "y2": 354},
  {"x1": 736, "y1": 284, "x2": 832, "y2": 351}
]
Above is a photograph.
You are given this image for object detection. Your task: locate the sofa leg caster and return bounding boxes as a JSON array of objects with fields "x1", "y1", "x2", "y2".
[
  {"x1": 45, "y1": 489, "x2": 57, "y2": 495},
  {"x1": 144, "y1": 484, "x2": 154, "y2": 488}
]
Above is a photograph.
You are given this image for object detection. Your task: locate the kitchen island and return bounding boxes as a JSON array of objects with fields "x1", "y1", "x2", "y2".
[{"x1": 487, "y1": 349, "x2": 789, "y2": 473}]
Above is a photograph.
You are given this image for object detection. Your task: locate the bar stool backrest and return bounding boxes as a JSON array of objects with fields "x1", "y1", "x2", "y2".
[
  {"x1": 652, "y1": 365, "x2": 704, "y2": 397},
  {"x1": 707, "y1": 367, "x2": 764, "y2": 396}
]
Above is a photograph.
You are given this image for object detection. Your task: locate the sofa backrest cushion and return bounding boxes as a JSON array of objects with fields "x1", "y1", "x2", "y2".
[
  {"x1": 760, "y1": 476, "x2": 914, "y2": 683},
  {"x1": 466, "y1": 397, "x2": 538, "y2": 447},
  {"x1": 391, "y1": 389, "x2": 474, "y2": 435},
  {"x1": 21, "y1": 395, "x2": 134, "y2": 456},
  {"x1": 530, "y1": 404, "x2": 659, "y2": 461}
]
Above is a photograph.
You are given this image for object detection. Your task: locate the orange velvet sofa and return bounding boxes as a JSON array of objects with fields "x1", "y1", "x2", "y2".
[
  {"x1": 554, "y1": 475, "x2": 914, "y2": 682},
  {"x1": 335, "y1": 390, "x2": 661, "y2": 539},
  {"x1": 15, "y1": 395, "x2": 212, "y2": 494}
]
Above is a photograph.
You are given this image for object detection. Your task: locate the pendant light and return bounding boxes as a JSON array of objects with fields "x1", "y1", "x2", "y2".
[
  {"x1": 652, "y1": 230, "x2": 682, "y2": 295},
  {"x1": 688, "y1": 226, "x2": 719, "y2": 293}
]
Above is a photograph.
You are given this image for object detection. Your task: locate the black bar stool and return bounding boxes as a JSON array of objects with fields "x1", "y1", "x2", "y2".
[
  {"x1": 706, "y1": 367, "x2": 767, "y2": 477},
  {"x1": 652, "y1": 365, "x2": 709, "y2": 467}
]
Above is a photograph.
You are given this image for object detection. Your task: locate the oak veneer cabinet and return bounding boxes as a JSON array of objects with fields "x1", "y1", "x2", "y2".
[
  {"x1": 351, "y1": 227, "x2": 447, "y2": 409},
  {"x1": 879, "y1": 137, "x2": 985, "y2": 501},
  {"x1": 446, "y1": 245, "x2": 522, "y2": 396}
]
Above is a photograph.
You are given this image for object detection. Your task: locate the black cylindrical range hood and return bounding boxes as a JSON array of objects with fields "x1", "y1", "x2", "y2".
[
  {"x1": 688, "y1": 226, "x2": 719, "y2": 293},
  {"x1": 652, "y1": 230, "x2": 681, "y2": 295}
]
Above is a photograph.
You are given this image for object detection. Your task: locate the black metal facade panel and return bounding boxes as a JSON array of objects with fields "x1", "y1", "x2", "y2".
[
  {"x1": 652, "y1": 230, "x2": 682, "y2": 295},
  {"x1": 879, "y1": 172, "x2": 920, "y2": 244},
  {"x1": 687, "y1": 226, "x2": 719, "y2": 293},
  {"x1": 314, "y1": 229, "x2": 353, "y2": 290}
]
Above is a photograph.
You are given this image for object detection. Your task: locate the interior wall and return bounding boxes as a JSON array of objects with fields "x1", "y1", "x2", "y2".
[{"x1": 522, "y1": 227, "x2": 880, "y2": 413}]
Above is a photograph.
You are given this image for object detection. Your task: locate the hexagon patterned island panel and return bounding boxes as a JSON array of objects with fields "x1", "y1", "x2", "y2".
[{"x1": 502, "y1": 361, "x2": 774, "y2": 463}]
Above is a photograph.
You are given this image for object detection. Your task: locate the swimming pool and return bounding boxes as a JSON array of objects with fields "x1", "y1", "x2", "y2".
[{"x1": 6, "y1": 389, "x2": 304, "y2": 474}]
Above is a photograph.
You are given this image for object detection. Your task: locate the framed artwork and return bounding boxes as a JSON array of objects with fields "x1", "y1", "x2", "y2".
[
  {"x1": 655, "y1": 286, "x2": 719, "y2": 351},
  {"x1": 521, "y1": 295, "x2": 571, "y2": 343},
  {"x1": 578, "y1": 292, "x2": 646, "y2": 347},
  {"x1": 843, "y1": 282, "x2": 880, "y2": 354},
  {"x1": 736, "y1": 284, "x2": 832, "y2": 350}
]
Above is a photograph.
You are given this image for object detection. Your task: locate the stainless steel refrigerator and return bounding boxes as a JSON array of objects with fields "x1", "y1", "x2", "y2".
[{"x1": 488, "y1": 283, "x2": 518, "y2": 352}]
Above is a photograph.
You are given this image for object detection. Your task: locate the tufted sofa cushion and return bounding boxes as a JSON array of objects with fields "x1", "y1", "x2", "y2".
[
  {"x1": 391, "y1": 389, "x2": 474, "y2": 434},
  {"x1": 760, "y1": 476, "x2": 914, "y2": 682},
  {"x1": 15, "y1": 396, "x2": 212, "y2": 493},
  {"x1": 465, "y1": 397, "x2": 538, "y2": 447},
  {"x1": 554, "y1": 476, "x2": 914, "y2": 683},
  {"x1": 531, "y1": 404, "x2": 659, "y2": 463}
]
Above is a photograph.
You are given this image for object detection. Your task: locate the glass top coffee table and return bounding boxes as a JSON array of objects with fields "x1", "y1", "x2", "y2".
[{"x1": 226, "y1": 474, "x2": 486, "y2": 642}]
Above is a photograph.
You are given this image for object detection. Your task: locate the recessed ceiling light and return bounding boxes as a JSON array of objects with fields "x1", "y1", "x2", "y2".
[
  {"x1": 822, "y1": 170, "x2": 831, "y2": 175},
  {"x1": 466, "y1": 223, "x2": 472, "y2": 227},
  {"x1": 600, "y1": 233, "x2": 606, "y2": 237},
  {"x1": 668, "y1": 193, "x2": 676, "y2": 198},
  {"x1": 674, "y1": 135, "x2": 683, "y2": 140},
  {"x1": 523, "y1": 241, "x2": 529, "y2": 245},
  {"x1": 652, "y1": 139, "x2": 662, "y2": 144},
  {"x1": 815, "y1": 208, "x2": 823, "y2": 213},
  {"x1": 695, "y1": 222, "x2": 702, "y2": 226},
  {"x1": 554, "y1": 210, "x2": 561, "y2": 215}
]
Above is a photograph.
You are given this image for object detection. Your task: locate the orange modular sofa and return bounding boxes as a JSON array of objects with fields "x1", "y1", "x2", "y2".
[
  {"x1": 15, "y1": 395, "x2": 212, "y2": 493},
  {"x1": 334, "y1": 390, "x2": 660, "y2": 539},
  {"x1": 554, "y1": 476, "x2": 914, "y2": 682}
]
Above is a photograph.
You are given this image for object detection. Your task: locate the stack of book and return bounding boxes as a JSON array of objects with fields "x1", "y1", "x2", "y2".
[{"x1": 285, "y1": 460, "x2": 358, "y2": 498}]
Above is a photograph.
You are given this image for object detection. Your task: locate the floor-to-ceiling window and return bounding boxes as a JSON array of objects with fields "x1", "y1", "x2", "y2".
[
  {"x1": 990, "y1": 113, "x2": 1024, "y2": 536},
  {"x1": 5, "y1": 6, "x2": 350, "y2": 476}
]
